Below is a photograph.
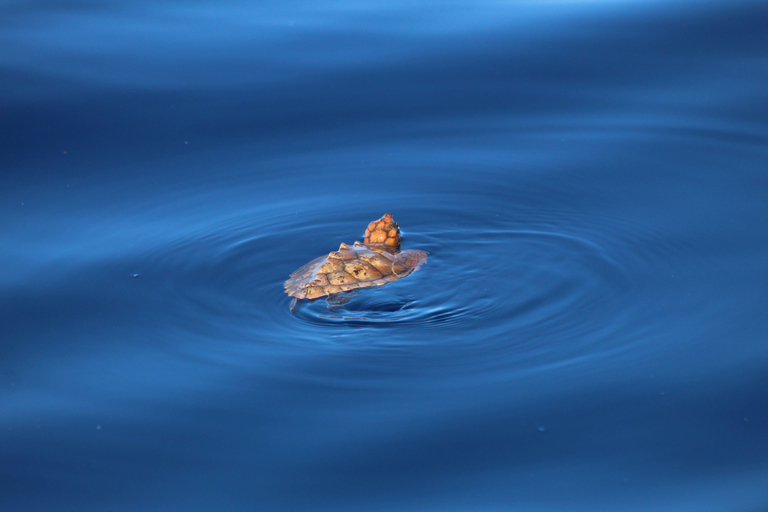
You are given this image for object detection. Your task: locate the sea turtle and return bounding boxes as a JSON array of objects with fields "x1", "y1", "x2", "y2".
[{"x1": 284, "y1": 213, "x2": 428, "y2": 311}]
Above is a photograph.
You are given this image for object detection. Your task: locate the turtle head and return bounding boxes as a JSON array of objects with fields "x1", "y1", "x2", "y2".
[{"x1": 363, "y1": 213, "x2": 401, "y2": 251}]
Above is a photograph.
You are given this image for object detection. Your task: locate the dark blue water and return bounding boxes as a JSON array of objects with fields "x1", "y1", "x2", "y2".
[{"x1": 3, "y1": 0, "x2": 768, "y2": 510}]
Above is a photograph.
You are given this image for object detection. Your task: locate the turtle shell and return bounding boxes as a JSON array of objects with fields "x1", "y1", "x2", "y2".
[{"x1": 284, "y1": 214, "x2": 427, "y2": 301}]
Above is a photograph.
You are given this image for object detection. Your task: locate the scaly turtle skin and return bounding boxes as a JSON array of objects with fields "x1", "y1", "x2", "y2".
[{"x1": 284, "y1": 213, "x2": 427, "y2": 306}]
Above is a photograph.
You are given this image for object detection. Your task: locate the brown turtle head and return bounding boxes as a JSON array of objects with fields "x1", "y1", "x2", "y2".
[{"x1": 363, "y1": 213, "x2": 401, "y2": 251}]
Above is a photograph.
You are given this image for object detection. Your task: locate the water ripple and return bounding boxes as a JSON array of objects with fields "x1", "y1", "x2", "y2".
[{"x1": 128, "y1": 192, "x2": 697, "y2": 381}]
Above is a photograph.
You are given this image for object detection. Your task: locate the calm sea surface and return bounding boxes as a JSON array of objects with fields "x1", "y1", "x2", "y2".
[{"x1": 2, "y1": 0, "x2": 768, "y2": 510}]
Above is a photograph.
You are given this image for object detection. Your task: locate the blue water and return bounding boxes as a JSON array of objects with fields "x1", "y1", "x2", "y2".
[{"x1": 2, "y1": 0, "x2": 768, "y2": 510}]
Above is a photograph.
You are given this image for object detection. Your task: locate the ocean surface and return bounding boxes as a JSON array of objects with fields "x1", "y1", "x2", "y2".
[{"x1": 2, "y1": 0, "x2": 768, "y2": 510}]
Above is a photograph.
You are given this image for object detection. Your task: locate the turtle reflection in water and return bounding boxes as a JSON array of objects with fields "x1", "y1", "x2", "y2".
[{"x1": 284, "y1": 213, "x2": 428, "y2": 311}]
